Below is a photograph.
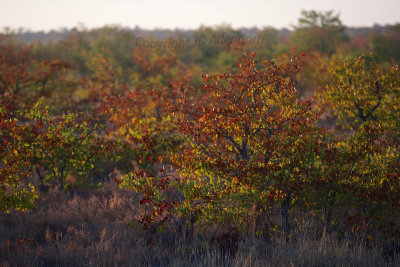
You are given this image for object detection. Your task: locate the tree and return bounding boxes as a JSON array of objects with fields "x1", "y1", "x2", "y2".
[
  {"x1": 0, "y1": 105, "x2": 38, "y2": 212},
  {"x1": 319, "y1": 55, "x2": 400, "y2": 236},
  {"x1": 26, "y1": 99, "x2": 111, "y2": 190},
  {"x1": 171, "y1": 53, "x2": 325, "y2": 235},
  {"x1": 89, "y1": 50, "x2": 189, "y2": 229},
  {"x1": 252, "y1": 27, "x2": 281, "y2": 60},
  {"x1": 371, "y1": 24, "x2": 400, "y2": 65},
  {"x1": 321, "y1": 54, "x2": 400, "y2": 132},
  {"x1": 96, "y1": 48, "x2": 189, "y2": 173},
  {"x1": 291, "y1": 10, "x2": 349, "y2": 56},
  {"x1": 0, "y1": 43, "x2": 74, "y2": 111}
]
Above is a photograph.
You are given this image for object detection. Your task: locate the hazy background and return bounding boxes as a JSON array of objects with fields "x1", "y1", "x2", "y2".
[{"x1": 0, "y1": 0, "x2": 399, "y2": 31}]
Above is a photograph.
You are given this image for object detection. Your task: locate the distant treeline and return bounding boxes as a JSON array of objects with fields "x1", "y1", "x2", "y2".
[
  {"x1": 0, "y1": 24, "x2": 389, "y2": 44},
  {"x1": 1, "y1": 10, "x2": 399, "y2": 92}
]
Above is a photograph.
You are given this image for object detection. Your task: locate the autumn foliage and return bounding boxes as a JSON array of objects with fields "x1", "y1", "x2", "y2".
[
  {"x1": 0, "y1": 105, "x2": 37, "y2": 212},
  {"x1": 171, "y1": 53, "x2": 324, "y2": 233},
  {"x1": 0, "y1": 40, "x2": 399, "y2": 248}
]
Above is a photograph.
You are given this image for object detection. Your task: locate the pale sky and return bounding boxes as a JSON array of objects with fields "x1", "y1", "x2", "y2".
[{"x1": 0, "y1": 0, "x2": 399, "y2": 32}]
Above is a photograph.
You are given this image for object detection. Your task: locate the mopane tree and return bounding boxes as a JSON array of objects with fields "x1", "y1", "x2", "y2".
[
  {"x1": 320, "y1": 55, "x2": 400, "y2": 236},
  {"x1": 321, "y1": 54, "x2": 400, "y2": 134},
  {"x1": 291, "y1": 10, "x2": 349, "y2": 56},
  {"x1": 0, "y1": 44, "x2": 73, "y2": 111},
  {"x1": 26, "y1": 99, "x2": 111, "y2": 190},
  {"x1": 0, "y1": 105, "x2": 38, "y2": 212},
  {"x1": 97, "y1": 48, "x2": 189, "y2": 174},
  {"x1": 88, "y1": 50, "x2": 189, "y2": 228},
  {"x1": 172, "y1": 53, "x2": 325, "y2": 235},
  {"x1": 371, "y1": 24, "x2": 400, "y2": 65}
]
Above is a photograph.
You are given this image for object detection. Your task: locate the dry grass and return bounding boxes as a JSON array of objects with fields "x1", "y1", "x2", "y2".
[{"x1": 1, "y1": 182, "x2": 399, "y2": 267}]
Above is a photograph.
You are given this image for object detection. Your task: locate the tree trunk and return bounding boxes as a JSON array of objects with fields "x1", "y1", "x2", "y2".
[
  {"x1": 323, "y1": 191, "x2": 336, "y2": 236},
  {"x1": 281, "y1": 192, "x2": 291, "y2": 241}
]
